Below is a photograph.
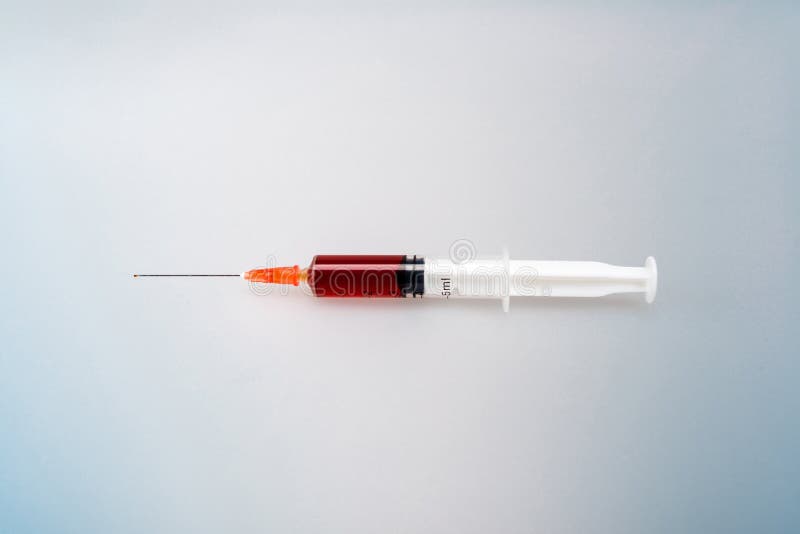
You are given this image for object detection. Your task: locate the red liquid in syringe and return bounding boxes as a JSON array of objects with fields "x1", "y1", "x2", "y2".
[{"x1": 307, "y1": 255, "x2": 424, "y2": 298}]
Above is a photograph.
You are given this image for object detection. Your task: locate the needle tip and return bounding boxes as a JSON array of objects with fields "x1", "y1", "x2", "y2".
[{"x1": 133, "y1": 274, "x2": 138, "y2": 278}]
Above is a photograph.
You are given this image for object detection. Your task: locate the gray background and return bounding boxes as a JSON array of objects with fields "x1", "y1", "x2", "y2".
[{"x1": 2, "y1": 2, "x2": 798, "y2": 533}]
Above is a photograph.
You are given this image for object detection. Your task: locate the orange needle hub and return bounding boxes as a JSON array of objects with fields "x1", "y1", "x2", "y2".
[{"x1": 242, "y1": 266, "x2": 304, "y2": 286}]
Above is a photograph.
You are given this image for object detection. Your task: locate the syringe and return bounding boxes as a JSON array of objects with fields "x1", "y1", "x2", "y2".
[{"x1": 134, "y1": 251, "x2": 657, "y2": 310}]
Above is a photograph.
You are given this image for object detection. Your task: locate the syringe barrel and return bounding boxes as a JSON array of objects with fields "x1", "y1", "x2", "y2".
[{"x1": 246, "y1": 251, "x2": 659, "y2": 308}]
